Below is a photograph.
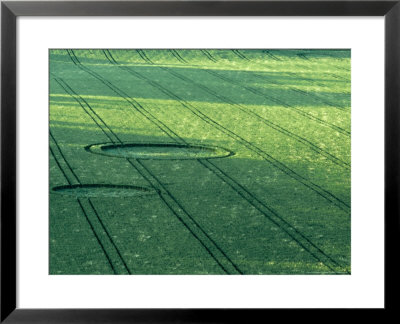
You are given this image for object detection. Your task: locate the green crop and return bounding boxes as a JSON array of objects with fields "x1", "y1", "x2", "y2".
[{"x1": 49, "y1": 49, "x2": 351, "y2": 275}]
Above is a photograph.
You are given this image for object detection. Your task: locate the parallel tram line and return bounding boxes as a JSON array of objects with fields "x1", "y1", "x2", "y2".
[
  {"x1": 152, "y1": 65, "x2": 350, "y2": 169},
  {"x1": 231, "y1": 49, "x2": 249, "y2": 61},
  {"x1": 69, "y1": 50, "x2": 180, "y2": 142},
  {"x1": 198, "y1": 49, "x2": 350, "y2": 89},
  {"x1": 103, "y1": 49, "x2": 350, "y2": 212},
  {"x1": 296, "y1": 53, "x2": 351, "y2": 73},
  {"x1": 131, "y1": 49, "x2": 351, "y2": 163},
  {"x1": 64, "y1": 50, "x2": 348, "y2": 273},
  {"x1": 52, "y1": 76, "x2": 119, "y2": 143},
  {"x1": 169, "y1": 49, "x2": 188, "y2": 64},
  {"x1": 200, "y1": 159, "x2": 348, "y2": 274},
  {"x1": 50, "y1": 143, "x2": 116, "y2": 273},
  {"x1": 126, "y1": 158, "x2": 241, "y2": 274},
  {"x1": 138, "y1": 49, "x2": 350, "y2": 136},
  {"x1": 204, "y1": 68, "x2": 350, "y2": 136},
  {"x1": 262, "y1": 50, "x2": 281, "y2": 61},
  {"x1": 113, "y1": 51, "x2": 349, "y2": 273},
  {"x1": 186, "y1": 50, "x2": 350, "y2": 111},
  {"x1": 136, "y1": 49, "x2": 153, "y2": 64},
  {"x1": 201, "y1": 50, "x2": 217, "y2": 63},
  {"x1": 249, "y1": 72, "x2": 349, "y2": 111},
  {"x1": 49, "y1": 130, "x2": 131, "y2": 274},
  {"x1": 260, "y1": 52, "x2": 350, "y2": 84},
  {"x1": 54, "y1": 70, "x2": 240, "y2": 274},
  {"x1": 221, "y1": 50, "x2": 350, "y2": 89}
]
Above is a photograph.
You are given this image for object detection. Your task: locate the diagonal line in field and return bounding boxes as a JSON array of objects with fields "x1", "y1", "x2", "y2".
[
  {"x1": 103, "y1": 50, "x2": 349, "y2": 272},
  {"x1": 248, "y1": 71, "x2": 348, "y2": 111},
  {"x1": 230, "y1": 49, "x2": 250, "y2": 61},
  {"x1": 49, "y1": 128, "x2": 131, "y2": 274},
  {"x1": 53, "y1": 69, "x2": 239, "y2": 274},
  {"x1": 202, "y1": 68, "x2": 351, "y2": 137},
  {"x1": 126, "y1": 158, "x2": 241, "y2": 275},
  {"x1": 52, "y1": 76, "x2": 118, "y2": 144},
  {"x1": 200, "y1": 50, "x2": 218, "y2": 63},
  {"x1": 199, "y1": 159, "x2": 349, "y2": 274},
  {"x1": 258, "y1": 51, "x2": 351, "y2": 83},
  {"x1": 206, "y1": 50, "x2": 350, "y2": 89},
  {"x1": 63, "y1": 50, "x2": 348, "y2": 273},
  {"x1": 169, "y1": 49, "x2": 187, "y2": 64},
  {"x1": 157, "y1": 49, "x2": 350, "y2": 135},
  {"x1": 154, "y1": 65, "x2": 350, "y2": 169},
  {"x1": 104, "y1": 49, "x2": 350, "y2": 213},
  {"x1": 296, "y1": 53, "x2": 351, "y2": 73}
]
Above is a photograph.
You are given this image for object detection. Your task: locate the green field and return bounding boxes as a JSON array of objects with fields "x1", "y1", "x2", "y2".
[{"x1": 49, "y1": 49, "x2": 351, "y2": 275}]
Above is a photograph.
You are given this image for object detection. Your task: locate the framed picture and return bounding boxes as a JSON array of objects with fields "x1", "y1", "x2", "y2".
[{"x1": 1, "y1": 0, "x2": 398, "y2": 321}]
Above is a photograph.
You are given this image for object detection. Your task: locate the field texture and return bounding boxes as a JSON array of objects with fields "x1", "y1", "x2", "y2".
[{"x1": 49, "y1": 49, "x2": 351, "y2": 274}]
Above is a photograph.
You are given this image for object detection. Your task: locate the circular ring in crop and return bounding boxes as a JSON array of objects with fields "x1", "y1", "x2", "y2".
[
  {"x1": 85, "y1": 142, "x2": 235, "y2": 160},
  {"x1": 51, "y1": 184, "x2": 158, "y2": 198}
]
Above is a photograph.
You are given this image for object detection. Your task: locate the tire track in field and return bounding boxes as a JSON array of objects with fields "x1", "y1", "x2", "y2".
[
  {"x1": 52, "y1": 76, "x2": 120, "y2": 142},
  {"x1": 228, "y1": 50, "x2": 350, "y2": 88},
  {"x1": 201, "y1": 50, "x2": 218, "y2": 63},
  {"x1": 167, "y1": 50, "x2": 350, "y2": 136},
  {"x1": 135, "y1": 49, "x2": 350, "y2": 162},
  {"x1": 56, "y1": 61, "x2": 240, "y2": 274},
  {"x1": 107, "y1": 50, "x2": 350, "y2": 211},
  {"x1": 203, "y1": 68, "x2": 350, "y2": 136},
  {"x1": 152, "y1": 63, "x2": 350, "y2": 169},
  {"x1": 200, "y1": 159, "x2": 348, "y2": 274},
  {"x1": 66, "y1": 51, "x2": 180, "y2": 142},
  {"x1": 50, "y1": 145, "x2": 116, "y2": 273},
  {"x1": 223, "y1": 51, "x2": 350, "y2": 110},
  {"x1": 262, "y1": 50, "x2": 281, "y2": 61},
  {"x1": 67, "y1": 50, "x2": 348, "y2": 273},
  {"x1": 249, "y1": 71, "x2": 349, "y2": 111},
  {"x1": 101, "y1": 50, "x2": 349, "y2": 273},
  {"x1": 54, "y1": 74, "x2": 239, "y2": 274},
  {"x1": 260, "y1": 52, "x2": 350, "y2": 84},
  {"x1": 297, "y1": 53, "x2": 351, "y2": 73},
  {"x1": 231, "y1": 49, "x2": 250, "y2": 61},
  {"x1": 169, "y1": 49, "x2": 188, "y2": 64},
  {"x1": 136, "y1": 49, "x2": 153, "y2": 64},
  {"x1": 49, "y1": 130, "x2": 131, "y2": 274}
]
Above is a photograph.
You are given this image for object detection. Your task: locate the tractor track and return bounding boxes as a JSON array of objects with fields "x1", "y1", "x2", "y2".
[
  {"x1": 201, "y1": 50, "x2": 218, "y2": 63},
  {"x1": 50, "y1": 130, "x2": 131, "y2": 274},
  {"x1": 61, "y1": 50, "x2": 349, "y2": 273},
  {"x1": 55, "y1": 65, "x2": 241, "y2": 274},
  {"x1": 159, "y1": 49, "x2": 350, "y2": 136},
  {"x1": 153, "y1": 64, "x2": 350, "y2": 169},
  {"x1": 132, "y1": 49, "x2": 351, "y2": 157},
  {"x1": 250, "y1": 72, "x2": 349, "y2": 111},
  {"x1": 104, "y1": 49, "x2": 350, "y2": 212},
  {"x1": 169, "y1": 49, "x2": 188, "y2": 63},
  {"x1": 204, "y1": 68, "x2": 350, "y2": 136}
]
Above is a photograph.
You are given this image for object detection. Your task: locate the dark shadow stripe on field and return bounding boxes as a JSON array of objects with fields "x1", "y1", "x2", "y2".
[
  {"x1": 132, "y1": 48, "x2": 351, "y2": 86},
  {"x1": 201, "y1": 69, "x2": 350, "y2": 136},
  {"x1": 99, "y1": 50, "x2": 350, "y2": 213},
  {"x1": 53, "y1": 69, "x2": 240, "y2": 274},
  {"x1": 100, "y1": 50, "x2": 351, "y2": 141},
  {"x1": 141, "y1": 63, "x2": 351, "y2": 167},
  {"x1": 57, "y1": 52, "x2": 348, "y2": 269}
]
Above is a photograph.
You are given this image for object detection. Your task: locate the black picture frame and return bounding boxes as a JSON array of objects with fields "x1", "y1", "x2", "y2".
[{"x1": 1, "y1": 0, "x2": 399, "y2": 322}]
